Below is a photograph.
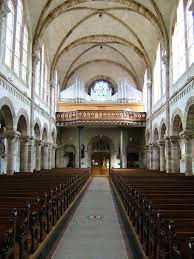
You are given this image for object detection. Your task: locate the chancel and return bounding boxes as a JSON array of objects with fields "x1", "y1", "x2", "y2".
[{"x1": 0, "y1": 0, "x2": 194, "y2": 258}]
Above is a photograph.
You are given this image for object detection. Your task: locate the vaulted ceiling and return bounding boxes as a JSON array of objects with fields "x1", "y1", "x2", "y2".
[{"x1": 28, "y1": 0, "x2": 177, "y2": 91}]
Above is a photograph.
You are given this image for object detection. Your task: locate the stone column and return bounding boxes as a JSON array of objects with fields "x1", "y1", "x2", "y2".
[
  {"x1": 51, "y1": 145, "x2": 56, "y2": 169},
  {"x1": 47, "y1": 143, "x2": 52, "y2": 170},
  {"x1": 120, "y1": 128, "x2": 127, "y2": 168},
  {"x1": 145, "y1": 145, "x2": 149, "y2": 169},
  {"x1": 165, "y1": 137, "x2": 172, "y2": 173},
  {"x1": 28, "y1": 137, "x2": 34, "y2": 172},
  {"x1": 56, "y1": 148, "x2": 60, "y2": 168},
  {"x1": 42, "y1": 142, "x2": 49, "y2": 169},
  {"x1": 5, "y1": 130, "x2": 20, "y2": 174},
  {"x1": 152, "y1": 143, "x2": 160, "y2": 170},
  {"x1": 180, "y1": 131, "x2": 192, "y2": 175},
  {"x1": 75, "y1": 145, "x2": 79, "y2": 168},
  {"x1": 170, "y1": 136, "x2": 180, "y2": 173},
  {"x1": 35, "y1": 140, "x2": 42, "y2": 171},
  {"x1": 148, "y1": 143, "x2": 153, "y2": 170},
  {"x1": 20, "y1": 136, "x2": 29, "y2": 172},
  {"x1": 0, "y1": 0, "x2": 10, "y2": 61},
  {"x1": 158, "y1": 140, "x2": 166, "y2": 171}
]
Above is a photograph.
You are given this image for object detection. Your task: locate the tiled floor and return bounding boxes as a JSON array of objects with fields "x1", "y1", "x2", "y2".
[{"x1": 52, "y1": 177, "x2": 132, "y2": 259}]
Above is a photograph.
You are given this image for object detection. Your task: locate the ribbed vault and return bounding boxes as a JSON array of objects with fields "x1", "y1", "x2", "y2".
[{"x1": 28, "y1": 0, "x2": 176, "y2": 92}]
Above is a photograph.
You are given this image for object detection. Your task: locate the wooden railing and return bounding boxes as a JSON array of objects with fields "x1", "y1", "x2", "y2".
[{"x1": 56, "y1": 110, "x2": 146, "y2": 127}]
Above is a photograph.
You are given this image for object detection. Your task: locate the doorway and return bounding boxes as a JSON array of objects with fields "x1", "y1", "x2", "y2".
[{"x1": 91, "y1": 152, "x2": 110, "y2": 176}]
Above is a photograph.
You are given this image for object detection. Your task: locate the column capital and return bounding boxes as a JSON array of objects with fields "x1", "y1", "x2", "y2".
[
  {"x1": 0, "y1": 0, "x2": 10, "y2": 18},
  {"x1": 169, "y1": 135, "x2": 180, "y2": 143},
  {"x1": 4, "y1": 130, "x2": 21, "y2": 140},
  {"x1": 165, "y1": 136, "x2": 171, "y2": 146},
  {"x1": 157, "y1": 140, "x2": 165, "y2": 147},
  {"x1": 42, "y1": 141, "x2": 50, "y2": 148},
  {"x1": 52, "y1": 144, "x2": 57, "y2": 149},
  {"x1": 152, "y1": 142, "x2": 159, "y2": 148},
  {"x1": 179, "y1": 130, "x2": 193, "y2": 140},
  {"x1": 19, "y1": 135, "x2": 30, "y2": 144},
  {"x1": 35, "y1": 139, "x2": 42, "y2": 146}
]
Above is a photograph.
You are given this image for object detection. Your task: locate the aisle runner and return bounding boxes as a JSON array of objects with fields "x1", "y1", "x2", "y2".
[{"x1": 52, "y1": 177, "x2": 131, "y2": 259}]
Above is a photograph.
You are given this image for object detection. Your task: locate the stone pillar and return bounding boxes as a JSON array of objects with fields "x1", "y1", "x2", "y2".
[
  {"x1": 120, "y1": 128, "x2": 127, "y2": 168},
  {"x1": 5, "y1": 130, "x2": 20, "y2": 174},
  {"x1": 148, "y1": 143, "x2": 153, "y2": 170},
  {"x1": 28, "y1": 137, "x2": 34, "y2": 172},
  {"x1": 165, "y1": 137, "x2": 172, "y2": 173},
  {"x1": 20, "y1": 136, "x2": 29, "y2": 172},
  {"x1": 170, "y1": 136, "x2": 180, "y2": 173},
  {"x1": 145, "y1": 145, "x2": 149, "y2": 169},
  {"x1": 42, "y1": 142, "x2": 49, "y2": 169},
  {"x1": 0, "y1": 0, "x2": 10, "y2": 61},
  {"x1": 48, "y1": 143, "x2": 52, "y2": 169},
  {"x1": 152, "y1": 143, "x2": 160, "y2": 170},
  {"x1": 180, "y1": 131, "x2": 192, "y2": 175},
  {"x1": 56, "y1": 148, "x2": 60, "y2": 168},
  {"x1": 35, "y1": 140, "x2": 42, "y2": 171},
  {"x1": 158, "y1": 140, "x2": 166, "y2": 171},
  {"x1": 51, "y1": 145, "x2": 56, "y2": 169},
  {"x1": 75, "y1": 145, "x2": 79, "y2": 168}
]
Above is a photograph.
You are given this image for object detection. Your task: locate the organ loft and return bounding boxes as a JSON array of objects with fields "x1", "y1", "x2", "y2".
[{"x1": 0, "y1": 0, "x2": 193, "y2": 258}]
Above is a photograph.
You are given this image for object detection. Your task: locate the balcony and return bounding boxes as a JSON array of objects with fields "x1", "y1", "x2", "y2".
[{"x1": 56, "y1": 110, "x2": 146, "y2": 128}]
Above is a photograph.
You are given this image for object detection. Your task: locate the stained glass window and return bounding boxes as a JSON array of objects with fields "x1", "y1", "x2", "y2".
[{"x1": 90, "y1": 80, "x2": 113, "y2": 97}]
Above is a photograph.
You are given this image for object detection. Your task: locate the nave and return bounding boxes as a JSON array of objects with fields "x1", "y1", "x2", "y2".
[{"x1": 52, "y1": 177, "x2": 132, "y2": 259}]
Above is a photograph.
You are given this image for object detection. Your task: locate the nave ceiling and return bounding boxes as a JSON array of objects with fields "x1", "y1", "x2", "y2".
[{"x1": 27, "y1": 0, "x2": 177, "y2": 91}]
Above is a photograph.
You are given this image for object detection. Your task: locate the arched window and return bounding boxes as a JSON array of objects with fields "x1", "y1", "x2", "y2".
[
  {"x1": 153, "y1": 43, "x2": 162, "y2": 104},
  {"x1": 35, "y1": 53, "x2": 41, "y2": 96},
  {"x1": 5, "y1": 1, "x2": 15, "y2": 68},
  {"x1": 21, "y1": 25, "x2": 28, "y2": 82},
  {"x1": 36, "y1": 44, "x2": 50, "y2": 103},
  {"x1": 53, "y1": 70, "x2": 58, "y2": 112},
  {"x1": 172, "y1": 0, "x2": 186, "y2": 83},
  {"x1": 14, "y1": 0, "x2": 23, "y2": 76},
  {"x1": 143, "y1": 70, "x2": 148, "y2": 112},
  {"x1": 186, "y1": 0, "x2": 194, "y2": 66},
  {"x1": 4, "y1": 0, "x2": 29, "y2": 82}
]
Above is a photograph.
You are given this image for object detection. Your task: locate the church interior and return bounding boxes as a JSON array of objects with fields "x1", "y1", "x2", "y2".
[{"x1": 0, "y1": 0, "x2": 194, "y2": 258}]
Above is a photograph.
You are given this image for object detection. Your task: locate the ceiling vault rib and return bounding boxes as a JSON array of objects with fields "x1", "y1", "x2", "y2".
[
  {"x1": 54, "y1": 34, "x2": 148, "y2": 73},
  {"x1": 50, "y1": 9, "x2": 151, "y2": 79},
  {"x1": 63, "y1": 59, "x2": 139, "y2": 90},
  {"x1": 63, "y1": 43, "x2": 140, "y2": 89},
  {"x1": 32, "y1": 0, "x2": 164, "y2": 61}
]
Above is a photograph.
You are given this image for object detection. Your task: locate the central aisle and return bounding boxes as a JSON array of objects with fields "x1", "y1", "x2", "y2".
[{"x1": 52, "y1": 177, "x2": 131, "y2": 259}]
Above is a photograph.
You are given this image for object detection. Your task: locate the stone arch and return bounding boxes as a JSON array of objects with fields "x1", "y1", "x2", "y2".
[
  {"x1": 51, "y1": 127, "x2": 57, "y2": 144},
  {"x1": 33, "y1": 1, "x2": 165, "y2": 54},
  {"x1": 42, "y1": 124, "x2": 48, "y2": 141},
  {"x1": 63, "y1": 43, "x2": 140, "y2": 89},
  {"x1": 171, "y1": 109, "x2": 184, "y2": 136},
  {"x1": 16, "y1": 109, "x2": 30, "y2": 135},
  {"x1": 153, "y1": 126, "x2": 159, "y2": 142},
  {"x1": 16, "y1": 115, "x2": 28, "y2": 136},
  {"x1": 0, "y1": 97, "x2": 16, "y2": 130},
  {"x1": 185, "y1": 97, "x2": 194, "y2": 131},
  {"x1": 34, "y1": 123, "x2": 41, "y2": 140},
  {"x1": 159, "y1": 119, "x2": 167, "y2": 140},
  {"x1": 87, "y1": 135, "x2": 114, "y2": 154},
  {"x1": 64, "y1": 59, "x2": 138, "y2": 90},
  {"x1": 34, "y1": 118, "x2": 42, "y2": 140}
]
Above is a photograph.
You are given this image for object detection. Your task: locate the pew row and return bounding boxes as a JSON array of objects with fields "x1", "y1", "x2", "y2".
[
  {"x1": 110, "y1": 170, "x2": 194, "y2": 259},
  {"x1": 0, "y1": 168, "x2": 91, "y2": 259}
]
